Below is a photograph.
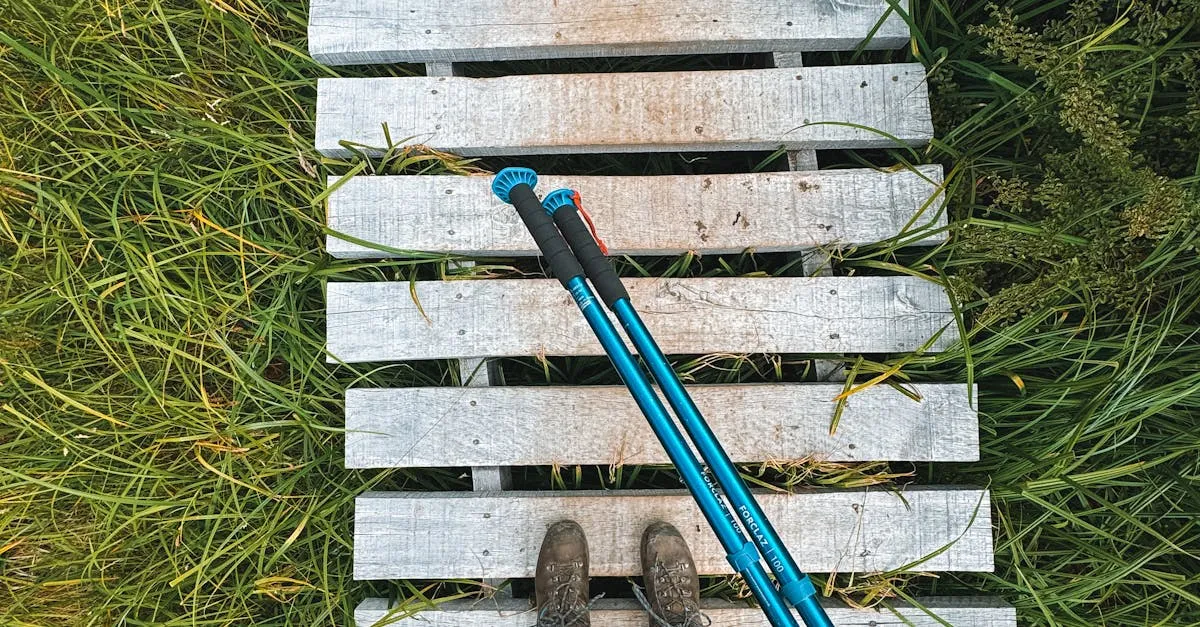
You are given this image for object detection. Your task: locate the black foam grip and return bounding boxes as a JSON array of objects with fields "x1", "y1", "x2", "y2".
[
  {"x1": 508, "y1": 184, "x2": 583, "y2": 288},
  {"x1": 554, "y1": 205, "x2": 630, "y2": 308}
]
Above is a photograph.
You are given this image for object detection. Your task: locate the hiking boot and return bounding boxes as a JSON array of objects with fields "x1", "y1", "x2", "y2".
[
  {"x1": 640, "y1": 521, "x2": 708, "y2": 627},
  {"x1": 535, "y1": 520, "x2": 591, "y2": 627}
]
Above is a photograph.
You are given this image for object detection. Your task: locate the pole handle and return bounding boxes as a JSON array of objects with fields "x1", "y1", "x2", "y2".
[
  {"x1": 492, "y1": 169, "x2": 584, "y2": 288},
  {"x1": 543, "y1": 189, "x2": 630, "y2": 308}
]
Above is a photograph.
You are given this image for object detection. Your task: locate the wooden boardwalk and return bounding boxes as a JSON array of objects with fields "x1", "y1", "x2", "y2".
[{"x1": 309, "y1": 1, "x2": 1014, "y2": 624}]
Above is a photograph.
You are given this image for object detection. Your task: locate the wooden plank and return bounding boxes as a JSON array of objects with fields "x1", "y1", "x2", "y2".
[
  {"x1": 353, "y1": 487, "x2": 994, "y2": 579},
  {"x1": 309, "y1": 0, "x2": 911, "y2": 66},
  {"x1": 326, "y1": 167, "x2": 946, "y2": 258},
  {"x1": 315, "y1": 65, "x2": 932, "y2": 157},
  {"x1": 326, "y1": 276, "x2": 958, "y2": 363},
  {"x1": 344, "y1": 383, "x2": 978, "y2": 468},
  {"x1": 355, "y1": 596, "x2": 1017, "y2": 627}
]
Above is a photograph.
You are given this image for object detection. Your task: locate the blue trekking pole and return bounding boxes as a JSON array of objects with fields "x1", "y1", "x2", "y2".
[
  {"x1": 531, "y1": 172, "x2": 834, "y2": 627},
  {"x1": 492, "y1": 168, "x2": 800, "y2": 627}
]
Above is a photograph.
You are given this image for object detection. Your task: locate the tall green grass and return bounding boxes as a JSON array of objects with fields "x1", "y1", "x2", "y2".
[
  {"x1": 1, "y1": 0, "x2": 1197, "y2": 625},
  {"x1": 891, "y1": 2, "x2": 1200, "y2": 623}
]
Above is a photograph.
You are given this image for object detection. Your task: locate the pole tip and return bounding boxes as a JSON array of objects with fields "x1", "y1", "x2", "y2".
[
  {"x1": 541, "y1": 188, "x2": 576, "y2": 217},
  {"x1": 491, "y1": 167, "x2": 538, "y2": 203}
]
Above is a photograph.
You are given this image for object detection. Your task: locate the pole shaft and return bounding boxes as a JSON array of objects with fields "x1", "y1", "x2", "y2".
[
  {"x1": 567, "y1": 277, "x2": 799, "y2": 627},
  {"x1": 612, "y1": 299, "x2": 834, "y2": 627}
]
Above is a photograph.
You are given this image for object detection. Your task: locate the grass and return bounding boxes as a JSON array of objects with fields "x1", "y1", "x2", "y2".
[{"x1": 1, "y1": 0, "x2": 1198, "y2": 625}]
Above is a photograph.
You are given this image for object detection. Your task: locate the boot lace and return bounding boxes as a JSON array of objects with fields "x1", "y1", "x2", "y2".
[
  {"x1": 636, "y1": 562, "x2": 711, "y2": 627},
  {"x1": 534, "y1": 562, "x2": 594, "y2": 627}
]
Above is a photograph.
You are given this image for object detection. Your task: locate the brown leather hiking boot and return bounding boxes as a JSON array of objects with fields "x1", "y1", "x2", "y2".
[
  {"x1": 535, "y1": 520, "x2": 591, "y2": 627},
  {"x1": 640, "y1": 521, "x2": 708, "y2": 627}
]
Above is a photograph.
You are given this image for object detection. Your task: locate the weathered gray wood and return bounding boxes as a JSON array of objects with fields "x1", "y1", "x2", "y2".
[
  {"x1": 771, "y1": 51, "x2": 809, "y2": 70},
  {"x1": 459, "y1": 357, "x2": 513, "y2": 491},
  {"x1": 462, "y1": 349, "x2": 513, "y2": 490},
  {"x1": 353, "y1": 487, "x2": 993, "y2": 579},
  {"x1": 326, "y1": 276, "x2": 957, "y2": 362},
  {"x1": 452, "y1": 257, "x2": 514, "y2": 492},
  {"x1": 458, "y1": 357, "x2": 490, "y2": 387},
  {"x1": 355, "y1": 596, "x2": 1017, "y2": 627},
  {"x1": 425, "y1": 62, "x2": 459, "y2": 77},
  {"x1": 354, "y1": 598, "x2": 393, "y2": 625},
  {"x1": 803, "y1": 269, "x2": 847, "y2": 380},
  {"x1": 315, "y1": 65, "x2": 932, "y2": 157},
  {"x1": 788, "y1": 150, "x2": 820, "y2": 171},
  {"x1": 767, "y1": 50, "x2": 842, "y2": 381},
  {"x1": 326, "y1": 167, "x2": 946, "y2": 258},
  {"x1": 456, "y1": 269, "x2": 514, "y2": 593},
  {"x1": 344, "y1": 383, "x2": 978, "y2": 468},
  {"x1": 309, "y1": 0, "x2": 911, "y2": 66},
  {"x1": 770, "y1": 50, "x2": 819, "y2": 171},
  {"x1": 470, "y1": 466, "x2": 510, "y2": 491}
]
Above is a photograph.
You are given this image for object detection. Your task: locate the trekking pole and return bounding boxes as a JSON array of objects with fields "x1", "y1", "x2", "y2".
[
  {"x1": 540, "y1": 184, "x2": 836, "y2": 627},
  {"x1": 491, "y1": 168, "x2": 800, "y2": 627}
]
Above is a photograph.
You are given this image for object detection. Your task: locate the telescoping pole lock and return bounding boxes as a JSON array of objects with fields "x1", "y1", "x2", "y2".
[{"x1": 492, "y1": 168, "x2": 834, "y2": 627}]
